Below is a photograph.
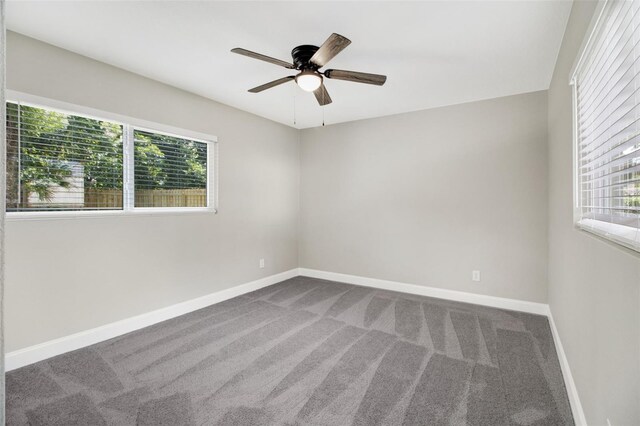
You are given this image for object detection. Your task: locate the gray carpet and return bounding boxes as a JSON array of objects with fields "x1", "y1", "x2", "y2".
[{"x1": 6, "y1": 276, "x2": 574, "y2": 425}]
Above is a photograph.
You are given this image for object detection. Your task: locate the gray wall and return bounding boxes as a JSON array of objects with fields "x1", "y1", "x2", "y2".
[
  {"x1": 547, "y1": 2, "x2": 640, "y2": 425},
  {"x1": 300, "y1": 91, "x2": 549, "y2": 303},
  {"x1": 5, "y1": 32, "x2": 300, "y2": 352}
]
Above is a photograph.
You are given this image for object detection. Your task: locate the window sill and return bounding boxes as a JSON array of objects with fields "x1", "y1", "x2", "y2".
[
  {"x1": 577, "y1": 218, "x2": 640, "y2": 252},
  {"x1": 6, "y1": 207, "x2": 217, "y2": 221}
]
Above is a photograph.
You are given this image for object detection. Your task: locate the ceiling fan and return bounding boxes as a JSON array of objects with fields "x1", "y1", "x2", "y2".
[{"x1": 231, "y1": 33, "x2": 387, "y2": 106}]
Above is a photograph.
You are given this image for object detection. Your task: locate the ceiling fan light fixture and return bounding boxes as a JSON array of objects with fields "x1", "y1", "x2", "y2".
[
  {"x1": 295, "y1": 70, "x2": 322, "y2": 92},
  {"x1": 233, "y1": 33, "x2": 386, "y2": 106}
]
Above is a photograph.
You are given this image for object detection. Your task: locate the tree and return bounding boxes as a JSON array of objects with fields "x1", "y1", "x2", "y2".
[
  {"x1": 133, "y1": 129, "x2": 207, "y2": 190},
  {"x1": 6, "y1": 103, "x2": 122, "y2": 209},
  {"x1": 624, "y1": 172, "x2": 640, "y2": 212}
]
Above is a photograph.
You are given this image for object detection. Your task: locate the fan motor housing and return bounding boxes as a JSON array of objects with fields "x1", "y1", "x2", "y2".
[{"x1": 291, "y1": 45, "x2": 319, "y2": 70}]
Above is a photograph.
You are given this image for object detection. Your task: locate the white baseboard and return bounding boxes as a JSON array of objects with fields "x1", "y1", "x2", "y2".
[
  {"x1": 6, "y1": 265, "x2": 584, "y2": 426},
  {"x1": 298, "y1": 268, "x2": 550, "y2": 315},
  {"x1": 547, "y1": 311, "x2": 587, "y2": 426},
  {"x1": 5, "y1": 268, "x2": 298, "y2": 371}
]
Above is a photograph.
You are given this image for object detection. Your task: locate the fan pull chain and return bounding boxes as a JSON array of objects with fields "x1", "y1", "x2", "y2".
[
  {"x1": 322, "y1": 91, "x2": 325, "y2": 126},
  {"x1": 293, "y1": 92, "x2": 297, "y2": 126}
]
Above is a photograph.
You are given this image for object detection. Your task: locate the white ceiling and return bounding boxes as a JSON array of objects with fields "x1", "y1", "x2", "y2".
[{"x1": 6, "y1": 1, "x2": 572, "y2": 129}]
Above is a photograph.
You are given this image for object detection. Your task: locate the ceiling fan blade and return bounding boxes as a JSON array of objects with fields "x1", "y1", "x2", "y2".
[
  {"x1": 309, "y1": 33, "x2": 351, "y2": 68},
  {"x1": 248, "y1": 76, "x2": 295, "y2": 93},
  {"x1": 324, "y1": 69, "x2": 387, "y2": 86},
  {"x1": 313, "y1": 84, "x2": 332, "y2": 106},
  {"x1": 231, "y1": 48, "x2": 295, "y2": 69}
]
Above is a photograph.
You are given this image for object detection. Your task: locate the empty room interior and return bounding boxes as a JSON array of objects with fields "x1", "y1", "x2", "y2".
[{"x1": 0, "y1": 0, "x2": 639, "y2": 425}]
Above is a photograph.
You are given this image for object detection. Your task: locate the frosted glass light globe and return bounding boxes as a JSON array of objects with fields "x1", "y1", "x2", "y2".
[{"x1": 296, "y1": 71, "x2": 322, "y2": 92}]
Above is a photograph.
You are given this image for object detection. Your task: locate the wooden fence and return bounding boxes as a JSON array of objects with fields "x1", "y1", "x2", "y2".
[{"x1": 84, "y1": 188, "x2": 206, "y2": 208}]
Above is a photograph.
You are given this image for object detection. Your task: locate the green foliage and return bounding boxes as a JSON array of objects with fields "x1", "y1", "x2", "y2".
[
  {"x1": 625, "y1": 193, "x2": 640, "y2": 208},
  {"x1": 134, "y1": 136, "x2": 166, "y2": 187},
  {"x1": 134, "y1": 129, "x2": 207, "y2": 190},
  {"x1": 20, "y1": 158, "x2": 72, "y2": 201},
  {"x1": 623, "y1": 172, "x2": 640, "y2": 212},
  {"x1": 7, "y1": 103, "x2": 124, "y2": 204},
  {"x1": 627, "y1": 197, "x2": 640, "y2": 207}
]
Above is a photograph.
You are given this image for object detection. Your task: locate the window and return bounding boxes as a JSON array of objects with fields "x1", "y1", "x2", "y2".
[
  {"x1": 572, "y1": 0, "x2": 640, "y2": 251},
  {"x1": 133, "y1": 129, "x2": 208, "y2": 208},
  {"x1": 6, "y1": 102, "x2": 124, "y2": 212},
  {"x1": 5, "y1": 98, "x2": 216, "y2": 216}
]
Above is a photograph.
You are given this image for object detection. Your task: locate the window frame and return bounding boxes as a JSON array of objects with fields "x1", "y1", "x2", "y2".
[
  {"x1": 6, "y1": 91, "x2": 218, "y2": 221},
  {"x1": 570, "y1": 0, "x2": 640, "y2": 252}
]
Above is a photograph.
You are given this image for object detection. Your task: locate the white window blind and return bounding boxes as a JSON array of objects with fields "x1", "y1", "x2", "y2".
[
  {"x1": 573, "y1": 0, "x2": 640, "y2": 251},
  {"x1": 6, "y1": 101, "x2": 124, "y2": 211}
]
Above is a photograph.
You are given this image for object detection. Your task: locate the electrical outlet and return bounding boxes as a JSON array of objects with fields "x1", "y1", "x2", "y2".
[
  {"x1": 259, "y1": 258, "x2": 265, "y2": 269},
  {"x1": 472, "y1": 270, "x2": 481, "y2": 282}
]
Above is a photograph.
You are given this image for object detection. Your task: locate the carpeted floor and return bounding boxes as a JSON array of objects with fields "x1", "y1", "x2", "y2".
[{"x1": 6, "y1": 276, "x2": 573, "y2": 425}]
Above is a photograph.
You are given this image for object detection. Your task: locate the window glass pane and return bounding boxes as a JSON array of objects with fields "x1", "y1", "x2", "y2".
[
  {"x1": 133, "y1": 129, "x2": 208, "y2": 208},
  {"x1": 5, "y1": 102, "x2": 123, "y2": 211}
]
